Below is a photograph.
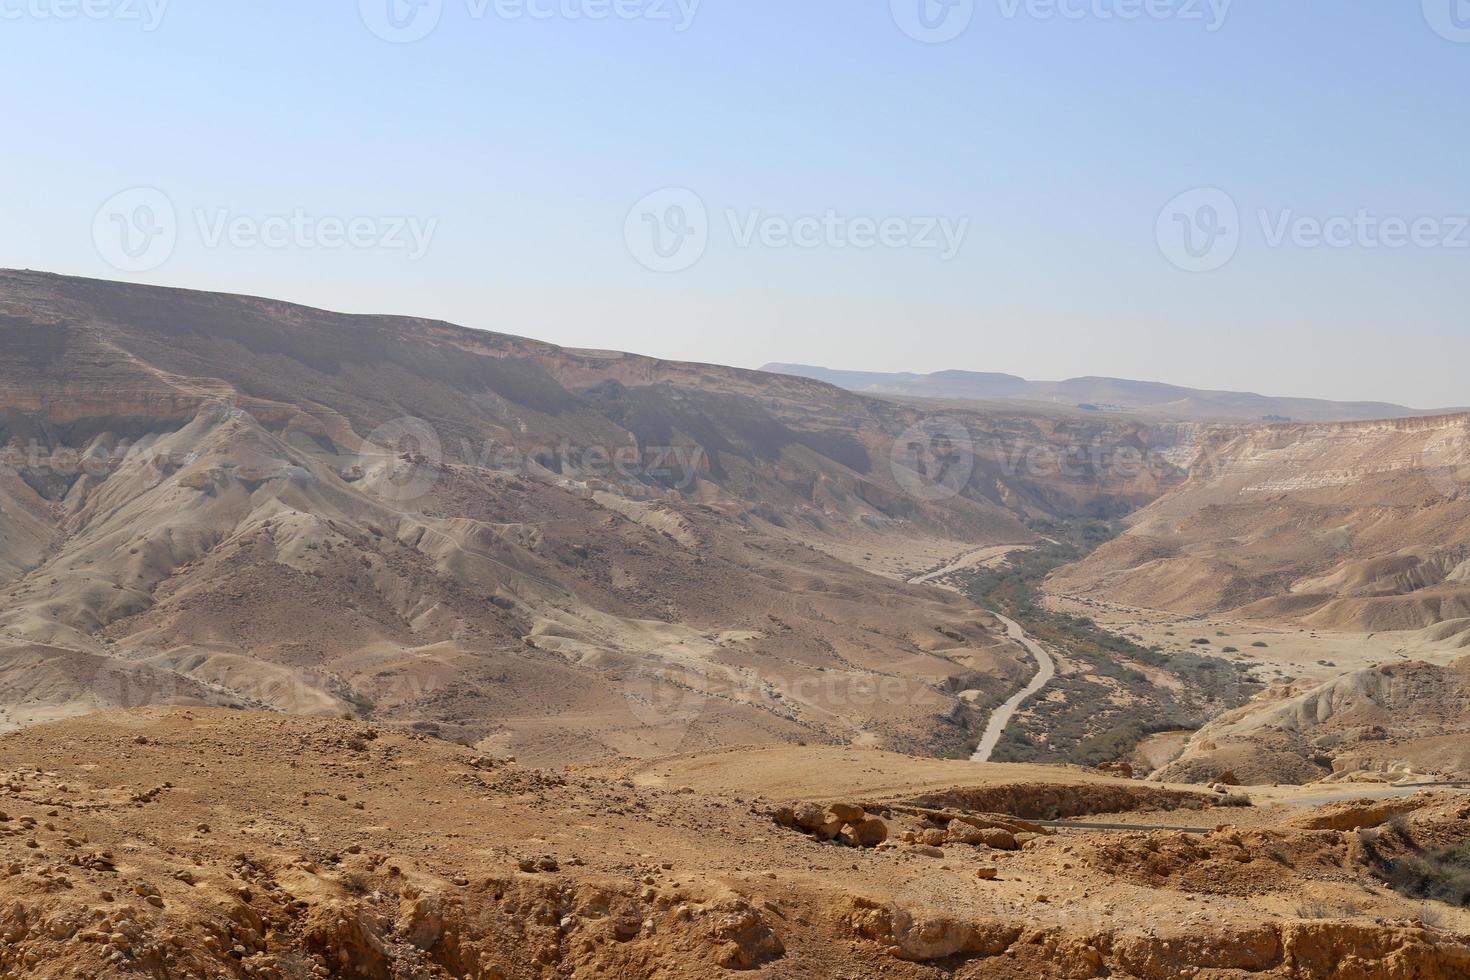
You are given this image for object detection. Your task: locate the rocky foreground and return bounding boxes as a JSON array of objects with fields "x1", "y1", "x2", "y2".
[{"x1": 0, "y1": 709, "x2": 1465, "y2": 978}]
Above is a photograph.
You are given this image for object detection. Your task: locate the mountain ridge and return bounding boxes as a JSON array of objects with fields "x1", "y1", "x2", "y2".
[
  {"x1": 0, "y1": 269, "x2": 1211, "y2": 764},
  {"x1": 763, "y1": 362, "x2": 1463, "y2": 423}
]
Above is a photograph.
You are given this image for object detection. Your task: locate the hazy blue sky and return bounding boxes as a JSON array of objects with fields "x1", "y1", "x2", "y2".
[{"x1": 3, "y1": 1, "x2": 1466, "y2": 407}]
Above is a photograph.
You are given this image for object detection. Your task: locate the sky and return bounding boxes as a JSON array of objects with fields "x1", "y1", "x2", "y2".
[{"x1": 1, "y1": 0, "x2": 1467, "y2": 408}]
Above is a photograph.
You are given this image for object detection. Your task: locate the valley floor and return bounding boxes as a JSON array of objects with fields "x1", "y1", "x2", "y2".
[{"x1": 1043, "y1": 592, "x2": 1466, "y2": 691}]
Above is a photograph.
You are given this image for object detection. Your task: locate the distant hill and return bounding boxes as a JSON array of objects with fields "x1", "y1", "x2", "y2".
[{"x1": 762, "y1": 364, "x2": 1458, "y2": 423}]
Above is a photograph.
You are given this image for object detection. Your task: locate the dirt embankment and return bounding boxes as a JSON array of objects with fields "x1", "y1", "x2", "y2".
[{"x1": 1, "y1": 709, "x2": 1465, "y2": 978}]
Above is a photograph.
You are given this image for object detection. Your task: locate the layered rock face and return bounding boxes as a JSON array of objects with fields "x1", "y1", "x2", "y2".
[
  {"x1": 1154, "y1": 657, "x2": 1470, "y2": 786},
  {"x1": 1051, "y1": 413, "x2": 1470, "y2": 631}
]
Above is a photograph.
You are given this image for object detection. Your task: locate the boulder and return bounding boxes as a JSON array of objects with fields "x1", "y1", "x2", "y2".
[
  {"x1": 709, "y1": 898, "x2": 784, "y2": 969},
  {"x1": 790, "y1": 802, "x2": 827, "y2": 831},
  {"x1": 814, "y1": 816, "x2": 845, "y2": 841},
  {"x1": 946, "y1": 822, "x2": 987, "y2": 846},
  {"x1": 841, "y1": 818, "x2": 889, "y2": 848},
  {"x1": 975, "y1": 829, "x2": 1019, "y2": 851}
]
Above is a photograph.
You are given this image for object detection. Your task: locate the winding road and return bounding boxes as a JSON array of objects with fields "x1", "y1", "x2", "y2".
[
  {"x1": 907, "y1": 548, "x2": 1058, "y2": 764},
  {"x1": 970, "y1": 613, "x2": 1056, "y2": 762}
]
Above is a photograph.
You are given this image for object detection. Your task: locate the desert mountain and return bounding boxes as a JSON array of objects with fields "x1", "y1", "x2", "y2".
[
  {"x1": 1155, "y1": 657, "x2": 1470, "y2": 786},
  {"x1": 763, "y1": 363, "x2": 1460, "y2": 423},
  {"x1": 2, "y1": 273, "x2": 1470, "y2": 976},
  {"x1": 1049, "y1": 414, "x2": 1470, "y2": 634},
  {"x1": 0, "y1": 270, "x2": 1201, "y2": 764}
]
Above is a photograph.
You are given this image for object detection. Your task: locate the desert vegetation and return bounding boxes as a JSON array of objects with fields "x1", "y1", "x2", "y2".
[{"x1": 954, "y1": 519, "x2": 1260, "y2": 766}]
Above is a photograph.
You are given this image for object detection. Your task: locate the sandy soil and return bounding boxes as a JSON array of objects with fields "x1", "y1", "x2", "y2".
[
  {"x1": 1, "y1": 709, "x2": 1467, "y2": 978},
  {"x1": 1044, "y1": 592, "x2": 1461, "y2": 689},
  {"x1": 585, "y1": 743, "x2": 1205, "y2": 803},
  {"x1": 1132, "y1": 731, "x2": 1195, "y2": 771}
]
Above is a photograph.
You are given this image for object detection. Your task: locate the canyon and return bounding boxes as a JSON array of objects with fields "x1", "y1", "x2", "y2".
[{"x1": 0, "y1": 270, "x2": 1468, "y2": 977}]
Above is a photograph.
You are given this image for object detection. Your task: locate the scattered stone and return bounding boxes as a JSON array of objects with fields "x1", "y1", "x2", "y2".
[{"x1": 841, "y1": 817, "x2": 889, "y2": 848}]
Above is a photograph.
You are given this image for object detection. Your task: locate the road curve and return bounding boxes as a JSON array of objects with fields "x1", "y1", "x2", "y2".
[
  {"x1": 970, "y1": 613, "x2": 1057, "y2": 762},
  {"x1": 906, "y1": 551, "x2": 1059, "y2": 764}
]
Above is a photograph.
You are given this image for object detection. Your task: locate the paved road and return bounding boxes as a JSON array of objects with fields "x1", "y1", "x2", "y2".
[
  {"x1": 908, "y1": 545, "x2": 1031, "y2": 586},
  {"x1": 1267, "y1": 782, "x2": 1470, "y2": 809},
  {"x1": 970, "y1": 613, "x2": 1057, "y2": 763},
  {"x1": 1044, "y1": 819, "x2": 1213, "y2": 834},
  {"x1": 907, "y1": 551, "x2": 1059, "y2": 765}
]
